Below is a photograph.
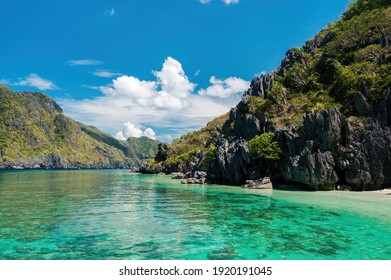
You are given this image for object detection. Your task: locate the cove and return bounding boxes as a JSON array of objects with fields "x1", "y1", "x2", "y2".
[{"x1": 0, "y1": 169, "x2": 390, "y2": 260}]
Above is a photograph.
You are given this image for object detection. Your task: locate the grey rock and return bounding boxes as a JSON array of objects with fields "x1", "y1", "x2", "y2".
[
  {"x1": 355, "y1": 91, "x2": 371, "y2": 116},
  {"x1": 211, "y1": 136, "x2": 252, "y2": 185},
  {"x1": 242, "y1": 177, "x2": 273, "y2": 189},
  {"x1": 171, "y1": 172, "x2": 186, "y2": 179},
  {"x1": 181, "y1": 177, "x2": 206, "y2": 184},
  {"x1": 337, "y1": 184, "x2": 352, "y2": 191},
  {"x1": 302, "y1": 108, "x2": 345, "y2": 151},
  {"x1": 138, "y1": 162, "x2": 162, "y2": 174},
  {"x1": 282, "y1": 149, "x2": 338, "y2": 190},
  {"x1": 224, "y1": 99, "x2": 265, "y2": 141},
  {"x1": 377, "y1": 87, "x2": 391, "y2": 127},
  {"x1": 277, "y1": 48, "x2": 309, "y2": 76},
  {"x1": 244, "y1": 74, "x2": 271, "y2": 98},
  {"x1": 303, "y1": 29, "x2": 334, "y2": 55},
  {"x1": 42, "y1": 153, "x2": 70, "y2": 169},
  {"x1": 194, "y1": 171, "x2": 207, "y2": 179}
]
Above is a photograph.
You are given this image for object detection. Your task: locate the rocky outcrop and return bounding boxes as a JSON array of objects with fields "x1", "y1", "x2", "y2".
[
  {"x1": 277, "y1": 48, "x2": 309, "y2": 76},
  {"x1": 0, "y1": 153, "x2": 132, "y2": 170},
  {"x1": 244, "y1": 75, "x2": 271, "y2": 98},
  {"x1": 171, "y1": 172, "x2": 186, "y2": 179},
  {"x1": 181, "y1": 171, "x2": 208, "y2": 184},
  {"x1": 377, "y1": 87, "x2": 391, "y2": 127},
  {"x1": 209, "y1": 136, "x2": 258, "y2": 185},
  {"x1": 278, "y1": 108, "x2": 391, "y2": 190},
  {"x1": 42, "y1": 153, "x2": 70, "y2": 169},
  {"x1": 227, "y1": 100, "x2": 265, "y2": 141},
  {"x1": 138, "y1": 162, "x2": 162, "y2": 174},
  {"x1": 242, "y1": 177, "x2": 273, "y2": 189},
  {"x1": 355, "y1": 91, "x2": 371, "y2": 117}
]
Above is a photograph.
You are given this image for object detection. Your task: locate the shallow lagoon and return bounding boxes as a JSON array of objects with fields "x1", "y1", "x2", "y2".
[{"x1": 0, "y1": 170, "x2": 390, "y2": 260}]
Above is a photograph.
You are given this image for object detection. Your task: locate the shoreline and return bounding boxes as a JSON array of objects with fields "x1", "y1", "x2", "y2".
[{"x1": 1, "y1": 168, "x2": 391, "y2": 194}]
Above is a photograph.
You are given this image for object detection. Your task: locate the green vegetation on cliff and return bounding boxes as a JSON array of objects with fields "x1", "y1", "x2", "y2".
[
  {"x1": 0, "y1": 85, "x2": 159, "y2": 168},
  {"x1": 149, "y1": 0, "x2": 391, "y2": 179},
  {"x1": 147, "y1": 112, "x2": 229, "y2": 172}
]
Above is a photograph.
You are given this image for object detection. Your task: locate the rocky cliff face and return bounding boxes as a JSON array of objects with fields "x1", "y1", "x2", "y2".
[
  {"x1": 142, "y1": 0, "x2": 391, "y2": 190},
  {"x1": 0, "y1": 85, "x2": 159, "y2": 169}
]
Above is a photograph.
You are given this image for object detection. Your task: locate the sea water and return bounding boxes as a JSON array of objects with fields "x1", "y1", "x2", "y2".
[{"x1": 0, "y1": 170, "x2": 390, "y2": 260}]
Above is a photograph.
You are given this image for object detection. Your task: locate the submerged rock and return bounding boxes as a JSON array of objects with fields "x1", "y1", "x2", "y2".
[
  {"x1": 181, "y1": 178, "x2": 207, "y2": 184},
  {"x1": 207, "y1": 247, "x2": 238, "y2": 260}
]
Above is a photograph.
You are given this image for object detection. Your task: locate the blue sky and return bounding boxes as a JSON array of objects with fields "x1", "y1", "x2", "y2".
[{"x1": 0, "y1": 0, "x2": 350, "y2": 142}]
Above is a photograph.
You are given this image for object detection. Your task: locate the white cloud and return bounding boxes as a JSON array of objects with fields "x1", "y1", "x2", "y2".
[
  {"x1": 153, "y1": 57, "x2": 196, "y2": 98},
  {"x1": 143, "y1": 128, "x2": 156, "y2": 140},
  {"x1": 222, "y1": 0, "x2": 239, "y2": 4},
  {"x1": 114, "y1": 122, "x2": 156, "y2": 140},
  {"x1": 68, "y1": 59, "x2": 103, "y2": 66},
  {"x1": 59, "y1": 57, "x2": 249, "y2": 140},
  {"x1": 109, "y1": 8, "x2": 116, "y2": 16},
  {"x1": 18, "y1": 74, "x2": 58, "y2": 90},
  {"x1": 100, "y1": 75, "x2": 156, "y2": 99},
  {"x1": 199, "y1": 0, "x2": 211, "y2": 4},
  {"x1": 93, "y1": 70, "x2": 122, "y2": 78},
  {"x1": 198, "y1": 76, "x2": 249, "y2": 98},
  {"x1": 0, "y1": 79, "x2": 10, "y2": 85}
]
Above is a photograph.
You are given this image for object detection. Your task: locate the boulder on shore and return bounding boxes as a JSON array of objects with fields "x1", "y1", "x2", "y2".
[
  {"x1": 171, "y1": 172, "x2": 186, "y2": 179},
  {"x1": 242, "y1": 177, "x2": 273, "y2": 189}
]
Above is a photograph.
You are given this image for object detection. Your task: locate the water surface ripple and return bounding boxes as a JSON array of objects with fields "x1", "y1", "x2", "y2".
[{"x1": 0, "y1": 170, "x2": 390, "y2": 260}]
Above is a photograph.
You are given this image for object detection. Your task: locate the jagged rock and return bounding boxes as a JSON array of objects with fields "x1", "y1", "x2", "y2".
[
  {"x1": 242, "y1": 177, "x2": 273, "y2": 189},
  {"x1": 303, "y1": 29, "x2": 334, "y2": 54},
  {"x1": 138, "y1": 162, "x2": 162, "y2": 174},
  {"x1": 302, "y1": 108, "x2": 346, "y2": 151},
  {"x1": 277, "y1": 48, "x2": 309, "y2": 76},
  {"x1": 377, "y1": 87, "x2": 391, "y2": 127},
  {"x1": 171, "y1": 172, "x2": 186, "y2": 179},
  {"x1": 282, "y1": 148, "x2": 338, "y2": 190},
  {"x1": 181, "y1": 177, "x2": 206, "y2": 184},
  {"x1": 337, "y1": 184, "x2": 352, "y2": 191},
  {"x1": 278, "y1": 108, "x2": 391, "y2": 191},
  {"x1": 244, "y1": 74, "x2": 271, "y2": 98},
  {"x1": 194, "y1": 171, "x2": 207, "y2": 179},
  {"x1": 279, "y1": 109, "x2": 346, "y2": 190},
  {"x1": 224, "y1": 98, "x2": 265, "y2": 141},
  {"x1": 342, "y1": 120, "x2": 391, "y2": 190},
  {"x1": 42, "y1": 154, "x2": 70, "y2": 169},
  {"x1": 210, "y1": 136, "x2": 252, "y2": 185},
  {"x1": 355, "y1": 91, "x2": 371, "y2": 116}
]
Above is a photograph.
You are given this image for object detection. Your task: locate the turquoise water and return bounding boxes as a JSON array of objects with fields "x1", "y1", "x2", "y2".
[{"x1": 0, "y1": 170, "x2": 390, "y2": 260}]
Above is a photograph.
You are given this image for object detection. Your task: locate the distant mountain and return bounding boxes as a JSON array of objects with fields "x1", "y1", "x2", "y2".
[
  {"x1": 144, "y1": 0, "x2": 391, "y2": 191},
  {"x1": 0, "y1": 85, "x2": 159, "y2": 169}
]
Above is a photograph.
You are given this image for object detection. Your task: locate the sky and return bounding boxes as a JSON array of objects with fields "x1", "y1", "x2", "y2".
[{"x1": 0, "y1": 0, "x2": 351, "y2": 142}]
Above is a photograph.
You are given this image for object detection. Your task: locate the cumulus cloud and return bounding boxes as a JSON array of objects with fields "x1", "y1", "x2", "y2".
[
  {"x1": 109, "y1": 8, "x2": 116, "y2": 16},
  {"x1": 198, "y1": 76, "x2": 249, "y2": 98},
  {"x1": 59, "y1": 57, "x2": 249, "y2": 141},
  {"x1": 68, "y1": 59, "x2": 103, "y2": 66},
  {"x1": 18, "y1": 74, "x2": 58, "y2": 90},
  {"x1": 114, "y1": 122, "x2": 156, "y2": 140},
  {"x1": 199, "y1": 0, "x2": 211, "y2": 4},
  {"x1": 93, "y1": 70, "x2": 122, "y2": 78},
  {"x1": 153, "y1": 57, "x2": 196, "y2": 98},
  {"x1": 222, "y1": 0, "x2": 239, "y2": 4},
  {"x1": 143, "y1": 128, "x2": 156, "y2": 140}
]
